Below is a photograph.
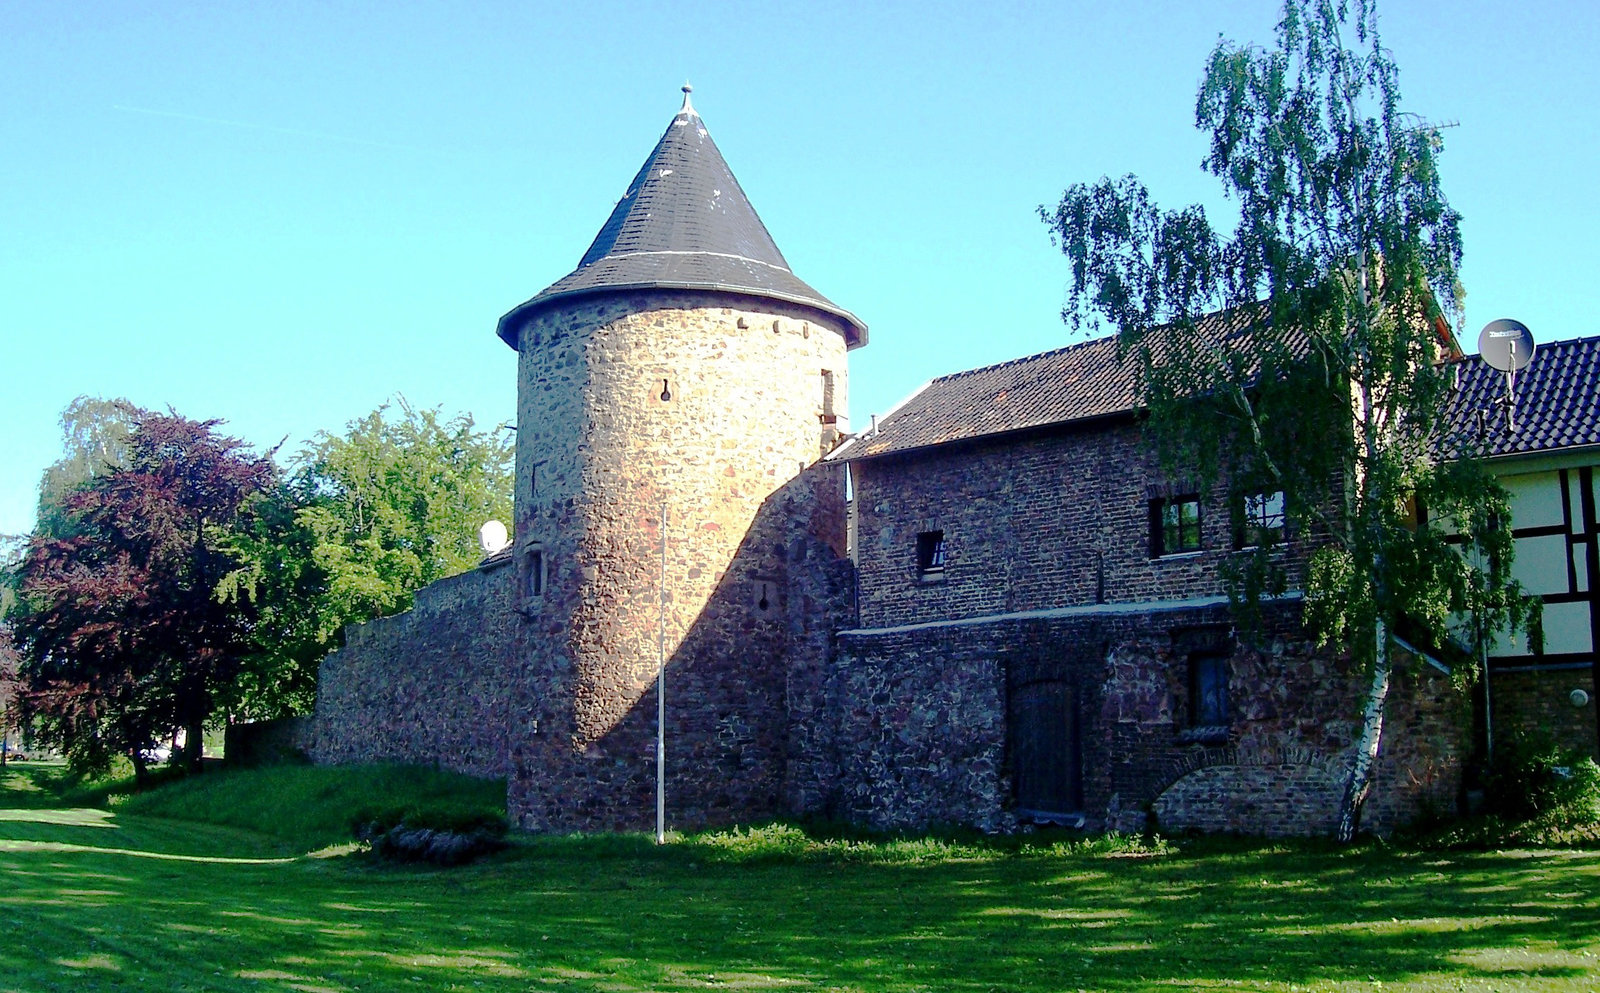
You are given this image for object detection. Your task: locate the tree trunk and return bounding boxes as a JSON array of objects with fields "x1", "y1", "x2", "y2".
[
  {"x1": 1337, "y1": 619, "x2": 1392, "y2": 842},
  {"x1": 183, "y1": 713, "x2": 205, "y2": 773}
]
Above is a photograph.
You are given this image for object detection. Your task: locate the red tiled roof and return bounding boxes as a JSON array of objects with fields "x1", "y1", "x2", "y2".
[{"x1": 837, "y1": 307, "x2": 1261, "y2": 460}]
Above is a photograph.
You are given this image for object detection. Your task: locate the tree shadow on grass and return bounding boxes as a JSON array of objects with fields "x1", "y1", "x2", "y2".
[{"x1": 1, "y1": 813, "x2": 1598, "y2": 992}]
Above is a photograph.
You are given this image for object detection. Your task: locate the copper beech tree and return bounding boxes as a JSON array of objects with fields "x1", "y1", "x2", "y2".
[
  {"x1": 11, "y1": 411, "x2": 274, "y2": 781},
  {"x1": 1042, "y1": 0, "x2": 1530, "y2": 839}
]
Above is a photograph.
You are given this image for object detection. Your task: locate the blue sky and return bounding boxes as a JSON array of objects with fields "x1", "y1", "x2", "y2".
[{"x1": 3, "y1": 0, "x2": 1597, "y2": 541}]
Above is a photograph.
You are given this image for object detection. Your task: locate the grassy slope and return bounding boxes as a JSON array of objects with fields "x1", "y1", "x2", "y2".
[
  {"x1": 115, "y1": 762, "x2": 507, "y2": 849},
  {"x1": 3, "y1": 764, "x2": 1599, "y2": 992}
]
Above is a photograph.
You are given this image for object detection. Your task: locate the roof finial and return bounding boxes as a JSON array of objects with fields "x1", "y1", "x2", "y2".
[{"x1": 679, "y1": 82, "x2": 696, "y2": 117}]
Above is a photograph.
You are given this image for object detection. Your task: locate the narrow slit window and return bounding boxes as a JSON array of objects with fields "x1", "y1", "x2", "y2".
[{"x1": 526, "y1": 548, "x2": 545, "y2": 598}]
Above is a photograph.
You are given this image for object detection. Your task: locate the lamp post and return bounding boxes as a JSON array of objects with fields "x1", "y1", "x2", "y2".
[{"x1": 656, "y1": 501, "x2": 667, "y2": 845}]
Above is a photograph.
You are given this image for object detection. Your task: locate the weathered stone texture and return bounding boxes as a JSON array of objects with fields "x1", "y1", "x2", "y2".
[
  {"x1": 506, "y1": 291, "x2": 854, "y2": 832},
  {"x1": 851, "y1": 423, "x2": 1307, "y2": 629},
  {"x1": 807, "y1": 600, "x2": 1467, "y2": 836},
  {"x1": 312, "y1": 560, "x2": 516, "y2": 778},
  {"x1": 806, "y1": 629, "x2": 1011, "y2": 832}
]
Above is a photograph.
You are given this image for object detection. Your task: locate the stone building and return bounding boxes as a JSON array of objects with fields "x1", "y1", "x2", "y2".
[
  {"x1": 821, "y1": 319, "x2": 1466, "y2": 835},
  {"x1": 302, "y1": 90, "x2": 1593, "y2": 837}
]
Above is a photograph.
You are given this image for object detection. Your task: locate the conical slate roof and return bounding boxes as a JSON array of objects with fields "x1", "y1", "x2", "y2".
[{"x1": 497, "y1": 87, "x2": 866, "y2": 348}]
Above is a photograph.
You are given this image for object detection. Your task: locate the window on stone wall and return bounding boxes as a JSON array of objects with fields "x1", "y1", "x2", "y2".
[
  {"x1": 819, "y1": 369, "x2": 837, "y2": 425},
  {"x1": 524, "y1": 547, "x2": 546, "y2": 599},
  {"x1": 1234, "y1": 490, "x2": 1286, "y2": 549},
  {"x1": 1150, "y1": 496, "x2": 1202, "y2": 556},
  {"x1": 1188, "y1": 651, "x2": 1229, "y2": 731},
  {"x1": 916, "y1": 530, "x2": 946, "y2": 579}
]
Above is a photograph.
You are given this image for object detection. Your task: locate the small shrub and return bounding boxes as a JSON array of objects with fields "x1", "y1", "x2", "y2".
[
  {"x1": 1484, "y1": 735, "x2": 1600, "y2": 826},
  {"x1": 1416, "y1": 735, "x2": 1600, "y2": 850}
]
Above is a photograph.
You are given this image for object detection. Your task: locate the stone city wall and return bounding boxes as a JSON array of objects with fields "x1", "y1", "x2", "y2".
[
  {"x1": 224, "y1": 715, "x2": 315, "y2": 767},
  {"x1": 312, "y1": 558, "x2": 518, "y2": 780}
]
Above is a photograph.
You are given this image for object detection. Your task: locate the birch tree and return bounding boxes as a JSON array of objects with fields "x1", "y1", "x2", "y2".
[{"x1": 1042, "y1": 0, "x2": 1529, "y2": 839}]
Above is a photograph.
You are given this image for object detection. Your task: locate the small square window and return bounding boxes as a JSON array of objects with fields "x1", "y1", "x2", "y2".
[
  {"x1": 1150, "y1": 497, "x2": 1202, "y2": 556},
  {"x1": 916, "y1": 530, "x2": 946, "y2": 578},
  {"x1": 1236, "y1": 491, "x2": 1286, "y2": 549}
]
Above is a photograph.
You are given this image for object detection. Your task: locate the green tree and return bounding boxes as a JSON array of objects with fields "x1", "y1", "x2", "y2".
[
  {"x1": 220, "y1": 399, "x2": 513, "y2": 718},
  {"x1": 293, "y1": 398, "x2": 513, "y2": 625},
  {"x1": 1042, "y1": 0, "x2": 1528, "y2": 839},
  {"x1": 33, "y1": 396, "x2": 141, "y2": 540},
  {"x1": 212, "y1": 485, "x2": 328, "y2": 720}
]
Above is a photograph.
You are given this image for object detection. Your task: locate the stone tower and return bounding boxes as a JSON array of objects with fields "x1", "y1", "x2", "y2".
[{"x1": 495, "y1": 88, "x2": 866, "y2": 831}]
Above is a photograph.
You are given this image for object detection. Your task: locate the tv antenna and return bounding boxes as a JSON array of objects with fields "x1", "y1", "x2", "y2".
[{"x1": 1477, "y1": 319, "x2": 1535, "y2": 432}]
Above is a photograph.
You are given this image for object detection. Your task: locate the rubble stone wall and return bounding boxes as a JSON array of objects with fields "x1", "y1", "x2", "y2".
[
  {"x1": 809, "y1": 601, "x2": 1468, "y2": 837},
  {"x1": 312, "y1": 559, "x2": 517, "y2": 780},
  {"x1": 850, "y1": 424, "x2": 1307, "y2": 630},
  {"x1": 504, "y1": 291, "x2": 855, "y2": 832},
  {"x1": 224, "y1": 715, "x2": 315, "y2": 767}
]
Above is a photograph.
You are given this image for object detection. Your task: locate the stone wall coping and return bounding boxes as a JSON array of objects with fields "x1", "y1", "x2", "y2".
[{"x1": 838, "y1": 591, "x2": 1304, "y2": 638}]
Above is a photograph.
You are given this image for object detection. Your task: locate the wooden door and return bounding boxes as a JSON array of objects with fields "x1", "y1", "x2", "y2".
[{"x1": 1010, "y1": 679, "x2": 1083, "y2": 818}]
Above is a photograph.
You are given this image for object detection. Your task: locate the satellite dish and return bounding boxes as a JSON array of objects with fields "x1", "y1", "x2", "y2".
[
  {"x1": 478, "y1": 520, "x2": 509, "y2": 555},
  {"x1": 1476, "y1": 319, "x2": 1536, "y2": 433},
  {"x1": 1478, "y1": 318, "x2": 1535, "y2": 372}
]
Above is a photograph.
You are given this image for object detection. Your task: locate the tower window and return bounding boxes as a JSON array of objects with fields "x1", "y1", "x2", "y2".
[{"x1": 524, "y1": 547, "x2": 546, "y2": 598}]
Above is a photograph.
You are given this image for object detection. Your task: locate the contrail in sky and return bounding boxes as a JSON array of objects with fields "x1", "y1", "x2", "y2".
[{"x1": 111, "y1": 104, "x2": 453, "y2": 156}]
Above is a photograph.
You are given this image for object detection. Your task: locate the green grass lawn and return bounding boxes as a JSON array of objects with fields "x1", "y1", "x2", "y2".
[{"x1": 2, "y1": 763, "x2": 1597, "y2": 992}]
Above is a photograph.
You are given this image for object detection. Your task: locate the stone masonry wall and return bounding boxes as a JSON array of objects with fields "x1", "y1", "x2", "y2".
[
  {"x1": 312, "y1": 559, "x2": 516, "y2": 779},
  {"x1": 225, "y1": 715, "x2": 315, "y2": 767},
  {"x1": 506, "y1": 290, "x2": 854, "y2": 832},
  {"x1": 810, "y1": 598, "x2": 1467, "y2": 837},
  {"x1": 851, "y1": 424, "x2": 1308, "y2": 630}
]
